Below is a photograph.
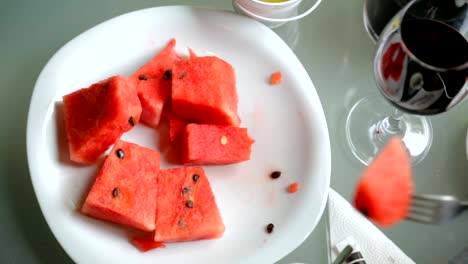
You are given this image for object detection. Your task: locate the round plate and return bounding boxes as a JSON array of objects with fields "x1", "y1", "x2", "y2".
[
  {"x1": 26, "y1": 6, "x2": 330, "y2": 264},
  {"x1": 466, "y1": 127, "x2": 468, "y2": 160}
]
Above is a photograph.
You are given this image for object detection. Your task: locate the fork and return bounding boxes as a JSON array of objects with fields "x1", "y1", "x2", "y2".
[{"x1": 406, "y1": 194, "x2": 468, "y2": 224}]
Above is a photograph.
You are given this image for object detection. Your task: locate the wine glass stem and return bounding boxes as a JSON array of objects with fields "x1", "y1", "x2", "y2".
[{"x1": 377, "y1": 109, "x2": 403, "y2": 135}]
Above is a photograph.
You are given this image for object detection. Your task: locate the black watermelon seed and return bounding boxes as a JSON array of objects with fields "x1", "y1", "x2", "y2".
[
  {"x1": 138, "y1": 74, "x2": 148, "y2": 80},
  {"x1": 178, "y1": 72, "x2": 186, "y2": 79},
  {"x1": 270, "y1": 171, "x2": 281, "y2": 179},
  {"x1": 359, "y1": 207, "x2": 369, "y2": 217},
  {"x1": 266, "y1": 223, "x2": 274, "y2": 234},
  {"x1": 178, "y1": 220, "x2": 186, "y2": 228},
  {"x1": 192, "y1": 174, "x2": 200, "y2": 182},
  {"x1": 116, "y1": 149, "x2": 125, "y2": 159},
  {"x1": 185, "y1": 200, "x2": 194, "y2": 208},
  {"x1": 163, "y1": 69, "x2": 172, "y2": 80},
  {"x1": 112, "y1": 187, "x2": 119, "y2": 198},
  {"x1": 182, "y1": 187, "x2": 190, "y2": 194},
  {"x1": 128, "y1": 116, "x2": 135, "y2": 126}
]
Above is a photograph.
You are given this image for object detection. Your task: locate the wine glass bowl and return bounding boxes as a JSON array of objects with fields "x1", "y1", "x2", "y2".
[
  {"x1": 375, "y1": 10, "x2": 468, "y2": 115},
  {"x1": 346, "y1": 0, "x2": 468, "y2": 166},
  {"x1": 363, "y1": 0, "x2": 411, "y2": 42}
]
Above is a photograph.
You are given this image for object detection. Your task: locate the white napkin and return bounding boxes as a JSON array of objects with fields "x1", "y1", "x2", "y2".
[{"x1": 328, "y1": 188, "x2": 415, "y2": 264}]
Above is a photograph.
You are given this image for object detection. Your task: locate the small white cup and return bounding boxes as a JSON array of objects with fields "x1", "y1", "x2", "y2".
[{"x1": 232, "y1": 0, "x2": 322, "y2": 28}]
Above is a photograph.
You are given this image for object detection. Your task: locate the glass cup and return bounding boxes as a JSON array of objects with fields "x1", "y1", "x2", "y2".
[
  {"x1": 232, "y1": 0, "x2": 322, "y2": 28},
  {"x1": 346, "y1": 0, "x2": 468, "y2": 165}
]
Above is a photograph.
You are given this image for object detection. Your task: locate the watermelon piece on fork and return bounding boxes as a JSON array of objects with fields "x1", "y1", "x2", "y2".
[{"x1": 353, "y1": 136, "x2": 413, "y2": 227}]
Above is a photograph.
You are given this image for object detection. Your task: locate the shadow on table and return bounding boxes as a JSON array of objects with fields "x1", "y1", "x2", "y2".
[{"x1": 4, "y1": 56, "x2": 73, "y2": 263}]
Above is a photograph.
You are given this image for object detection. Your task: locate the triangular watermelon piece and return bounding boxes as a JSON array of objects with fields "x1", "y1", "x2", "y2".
[
  {"x1": 171, "y1": 56, "x2": 241, "y2": 127},
  {"x1": 63, "y1": 76, "x2": 141, "y2": 164},
  {"x1": 154, "y1": 167, "x2": 225, "y2": 242},
  {"x1": 132, "y1": 38, "x2": 181, "y2": 128},
  {"x1": 81, "y1": 140, "x2": 160, "y2": 232},
  {"x1": 133, "y1": 38, "x2": 180, "y2": 80},
  {"x1": 353, "y1": 136, "x2": 413, "y2": 227}
]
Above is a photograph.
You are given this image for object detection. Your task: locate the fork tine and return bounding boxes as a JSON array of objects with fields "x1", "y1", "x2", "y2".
[
  {"x1": 409, "y1": 206, "x2": 435, "y2": 217},
  {"x1": 412, "y1": 194, "x2": 454, "y2": 202},
  {"x1": 406, "y1": 194, "x2": 465, "y2": 224},
  {"x1": 411, "y1": 198, "x2": 439, "y2": 210},
  {"x1": 405, "y1": 214, "x2": 434, "y2": 224},
  {"x1": 406, "y1": 195, "x2": 440, "y2": 224},
  {"x1": 411, "y1": 194, "x2": 438, "y2": 203}
]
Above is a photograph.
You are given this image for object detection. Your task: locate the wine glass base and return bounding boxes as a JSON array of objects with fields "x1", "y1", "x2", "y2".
[{"x1": 345, "y1": 95, "x2": 433, "y2": 166}]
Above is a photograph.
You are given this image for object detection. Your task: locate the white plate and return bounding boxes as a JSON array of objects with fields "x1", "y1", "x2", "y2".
[
  {"x1": 466, "y1": 127, "x2": 468, "y2": 160},
  {"x1": 26, "y1": 6, "x2": 330, "y2": 264}
]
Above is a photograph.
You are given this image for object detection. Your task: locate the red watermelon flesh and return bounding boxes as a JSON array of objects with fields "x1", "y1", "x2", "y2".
[
  {"x1": 130, "y1": 236, "x2": 166, "y2": 252},
  {"x1": 171, "y1": 56, "x2": 241, "y2": 127},
  {"x1": 188, "y1": 48, "x2": 197, "y2": 59},
  {"x1": 169, "y1": 117, "x2": 187, "y2": 142},
  {"x1": 132, "y1": 38, "x2": 181, "y2": 128},
  {"x1": 136, "y1": 78, "x2": 170, "y2": 128},
  {"x1": 132, "y1": 38, "x2": 180, "y2": 79},
  {"x1": 162, "y1": 110, "x2": 188, "y2": 142},
  {"x1": 181, "y1": 123, "x2": 254, "y2": 165},
  {"x1": 63, "y1": 76, "x2": 141, "y2": 164},
  {"x1": 154, "y1": 167, "x2": 225, "y2": 242},
  {"x1": 353, "y1": 136, "x2": 413, "y2": 227},
  {"x1": 81, "y1": 140, "x2": 160, "y2": 232}
]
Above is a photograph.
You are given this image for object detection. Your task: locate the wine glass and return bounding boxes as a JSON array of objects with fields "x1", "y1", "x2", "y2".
[{"x1": 346, "y1": 0, "x2": 468, "y2": 165}]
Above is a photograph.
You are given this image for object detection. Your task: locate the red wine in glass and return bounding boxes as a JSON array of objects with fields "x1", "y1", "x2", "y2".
[
  {"x1": 376, "y1": 17, "x2": 468, "y2": 115},
  {"x1": 364, "y1": 0, "x2": 468, "y2": 42}
]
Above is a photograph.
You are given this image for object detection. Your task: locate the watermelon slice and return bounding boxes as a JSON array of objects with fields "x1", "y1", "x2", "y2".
[
  {"x1": 171, "y1": 56, "x2": 241, "y2": 126},
  {"x1": 63, "y1": 76, "x2": 141, "y2": 164},
  {"x1": 353, "y1": 136, "x2": 413, "y2": 227},
  {"x1": 154, "y1": 167, "x2": 225, "y2": 242},
  {"x1": 130, "y1": 237, "x2": 166, "y2": 252},
  {"x1": 81, "y1": 140, "x2": 160, "y2": 232},
  {"x1": 132, "y1": 38, "x2": 181, "y2": 128},
  {"x1": 181, "y1": 123, "x2": 254, "y2": 165}
]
